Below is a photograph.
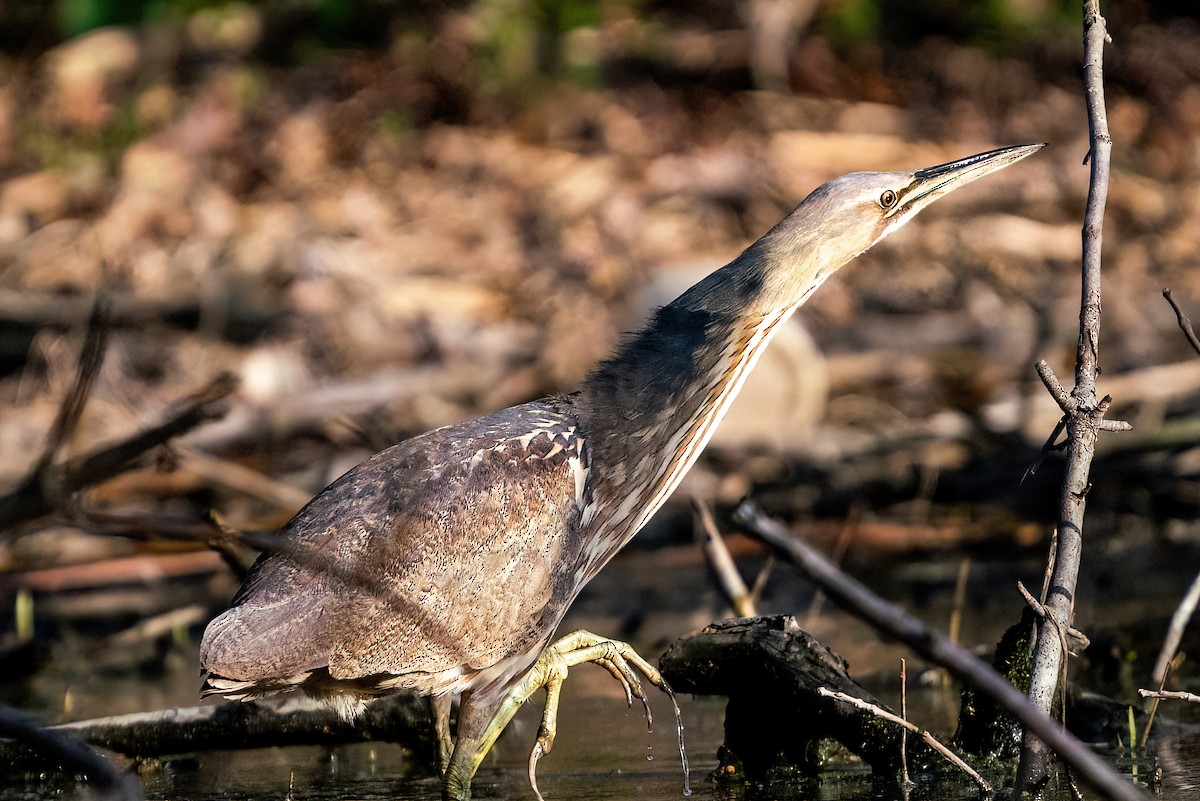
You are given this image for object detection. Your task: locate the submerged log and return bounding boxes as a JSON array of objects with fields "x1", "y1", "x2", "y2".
[
  {"x1": 1, "y1": 693, "x2": 430, "y2": 773},
  {"x1": 659, "y1": 615, "x2": 934, "y2": 782},
  {"x1": 955, "y1": 608, "x2": 1034, "y2": 760}
]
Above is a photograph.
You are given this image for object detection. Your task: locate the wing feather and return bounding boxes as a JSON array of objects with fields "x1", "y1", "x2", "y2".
[{"x1": 200, "y1": 401, "x2": 590, "y2": 697}]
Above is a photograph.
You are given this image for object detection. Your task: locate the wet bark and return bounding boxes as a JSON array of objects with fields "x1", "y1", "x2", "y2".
[
  {"x1": 0, "y1": 694, "x2": 430, "y2": 770},
  {"x1": 659, "y1": 615, "x2": 933, "y2": 781}
]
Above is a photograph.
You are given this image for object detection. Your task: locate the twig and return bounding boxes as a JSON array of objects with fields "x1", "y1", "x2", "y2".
[
  {"x1": 948, "y1": 557, "x2": 971, "y2": 646},
  {"x1": 175, "y1": 446, "x2": 313, "y2": 513},
  {"x1": 0, "y1": 373, "x2": 239, "y2": 533},
  {"x1": 734, "y1": 502, "x2": 1149, "y2": 801},
  {"x1": 106, "y1": 604, "x2": 209, "y2": 648},
  {"x1": 38, "y1": 296, "x2": 110, "y2": 472},
  {"x1": 1136, "y1": 689, "x2": 1200, "y2": 704},
  {"x1": 1096, "y1": 395, "x2": 1131, "y2": 432},
  {"x1": 11, "y1": 297, "x2": 112, "y2": 533},
  {"x1": 1139, "y1": 659, "x2": 1174, "y2": 748},
  {"x1": 748, "y1": 553, "x2": 774, "y2": 608},
  {"x1": 1150, "y1": 570, "x2": 1200, "y2": 686},
  {"x1": 817, "y1": 688, "x2": 990, "y2": 794},
  {"x1": 1040, "y1": 530, "x2": 1058, "y2": 604},
  {"x1": 1017, "y1": 581, "x2": 1090, "y2": 654},
  {"x1": 65, "y1": 508, "x2": 244, "y2": 547},
  {"x1": 1036, "y1": 361, "x2": 1075, "y2": 414},
  {"x1": 1161, "y1": 288, "x2": 1200, "y2": 358},
  {"x1": 1021, "y1": 2, "x2": 1125, "y2": 789},
  {"x1": 900, "y1": 658, "x2": 911, "y2": 788},
  {"x1": 1018, "y1": 581, "x2": 1073, "y2": 731},
  {"x1": 805, "y1": 507, "x2": 857, "y2": 627},
  {"x1": 0, "y1": 703, "x2": 142, "y2": 801},
  {"x1": 3, "y1": 551, "x2": 225, "y2": 594},
  {"x1": 1023, "y1": 416, "x2": 1067, "y2": 483},
  {"x1": 693, "y1": 498, "x2": 757, "y2": 618}
]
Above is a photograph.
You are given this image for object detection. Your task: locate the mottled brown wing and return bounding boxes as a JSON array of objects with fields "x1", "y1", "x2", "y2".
[{"x1": 200, "y1": 401, "x2": 591, "y2": 696}]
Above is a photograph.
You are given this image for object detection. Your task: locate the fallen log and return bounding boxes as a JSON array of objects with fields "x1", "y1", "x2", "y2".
[
  {"x1": 659, "y1": 615, "x2": 943, "y2": 783},
  {"x1": 1, "y1": 693, "x2": 430, "y2": 772}
]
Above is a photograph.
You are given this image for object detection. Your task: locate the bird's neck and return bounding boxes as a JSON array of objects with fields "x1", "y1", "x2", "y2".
[{"x1": 574, "y1": 251, "x2": 807, "y2": 575}]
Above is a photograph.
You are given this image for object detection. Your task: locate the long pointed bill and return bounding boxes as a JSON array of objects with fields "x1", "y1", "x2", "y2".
[{"x1": 889, "y1": 143, "x2": 1046, "y2": 218}]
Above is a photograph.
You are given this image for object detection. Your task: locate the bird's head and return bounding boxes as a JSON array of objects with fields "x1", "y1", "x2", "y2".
[{"x1": 752, "y1": 143, "x2": 1045, "y2": 310}]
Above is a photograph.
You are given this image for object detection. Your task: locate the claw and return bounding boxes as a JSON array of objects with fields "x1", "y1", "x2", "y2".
[
  {"x1": 593, "y1": 656, "x2": 637, "y2": 708},
  {"x1": 429, "y1": 694, "x2": 454, "y2": 777},
  {"x1": 528, "y1": 740, "x2": 547, "y2": 801},
  {"x1": 511, "y1": 629, "x2": 690, "y2": 800}
]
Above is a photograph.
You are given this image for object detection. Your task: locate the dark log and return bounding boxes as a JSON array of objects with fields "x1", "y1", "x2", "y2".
[
  {"x1": 659, "y1": 615, "x2": 932, "y2": 782},
  {"x1": 0, "y1": 694, "x2": 431, "y2": 770}
]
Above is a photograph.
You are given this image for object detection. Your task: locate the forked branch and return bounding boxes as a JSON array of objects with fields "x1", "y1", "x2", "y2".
[{"x1": 1019, "y1": 2, "x2": 1130, "y2": 789}]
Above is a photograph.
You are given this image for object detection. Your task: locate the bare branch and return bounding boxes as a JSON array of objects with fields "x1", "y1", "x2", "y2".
[
  {"x1": 1137, "y1": 689, "x2": 1200, "y2": 704},
  {"x1": 1023, "y1": 416, "x2": 1068, "y2": 483},
  {"x1": 0, "y1": 373, "x2": 238, "y2": 533},
  {"x1": 734, "y1": 502, "x2": 1148, "y2": 801},
  {"x1": 1020, "y1": 1, "x2": 1116, "y2": 787},
  {"x1": 693, "y1": 497, "x2": 757, "y2": 618},
  {"x1": 175, "y1": 446, "x2": 312, "y2": 513},
  {"x1": 1151, "y1": 570, "x2": 1200, "y2": 686},
  {"x1": 0, "y1": 695, "x2": 427, "y2": 764},
  {"x1": 1140, "y1": 659, "x2": 1175, "y2": 748},
  {"x1": 1036, "y1": 360, "x2": 1074, "y2": 414},
  {"x1": 39, "y1": 296, "x2": 111, "y2": 471},
  {"x1": 0, "y1": 703, "x2": 141, "y2": 801},
  {"x1": 1161, "y1": 288, "x2": 1200, "y2": 358},
  {"x1": 817, "y1": 688, "x2": 990, "y2": 794}
]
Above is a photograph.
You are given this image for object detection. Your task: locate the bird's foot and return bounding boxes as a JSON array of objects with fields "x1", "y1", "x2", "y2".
[
  {"x1": 519, "y1": 629, "x2": 683, "y2": 801},
  {"x1": 438, "y1": 631, "x2": 688, "y2": 801}
]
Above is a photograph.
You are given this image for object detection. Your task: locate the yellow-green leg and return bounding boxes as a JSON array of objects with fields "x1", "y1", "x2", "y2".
[
  {"x1": 438, "y1": 629, "x2": 678, "y2": 801},
  {"x1": 524, "y1": 630, "x2": 674, "y2": 801}
]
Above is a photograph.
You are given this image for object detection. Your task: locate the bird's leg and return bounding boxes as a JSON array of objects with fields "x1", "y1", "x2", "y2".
[
  {"x1": 429, "y1": 693, "x2": 454, "y2": 777},
  {"x1": 522, "y1": 629, "x2": 680, "y2": 801},
  {"x1": 441, "y1": 630, "x2": 681, "y2": 801},
  {"x1": 442, "y1": 674, "x2": 548, "y2": 801}
]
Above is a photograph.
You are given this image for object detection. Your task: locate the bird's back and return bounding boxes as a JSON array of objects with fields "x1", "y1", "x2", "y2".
[{"x1": 200, "y1": 399, "x2": 592, "y2": 708}]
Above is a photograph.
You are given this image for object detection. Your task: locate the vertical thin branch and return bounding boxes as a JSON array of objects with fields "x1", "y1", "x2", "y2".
[
  {"x1": 37, "y1": 297, "x2": 110, "y2": 473},
  {"x1": 1151, "y1": 572, "x2": 1200, "y2": 686},
  {"x1": 1139, "y1": 659, "x2": 1174, "y2": 748},
  {"x1": 900, "y1": 658, "x2": 911, "y2": 787},
  {"x1": 1019, "y1": 0, "x2": 1117, "y2": 789},
  {"x1": 693, "y1": 498, "x2": 758, "y2": 618},
  {"x1": 948, "y1": 557, "x2": 971, "y2": 645},
  {"x1": 1161, "y1": 288, "x2": 1200, "y2": 358}
]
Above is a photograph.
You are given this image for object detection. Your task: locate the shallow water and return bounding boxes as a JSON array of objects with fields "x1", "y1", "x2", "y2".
[
  {"x1": 135, "y1": 692, "x2": 727, "y2": 801},
  {"x1": 4, "y1": 541, "x2": 1199, "y2": 801},
  {"x1": 9, "y1": 685, "x2": 1195, "y2": 801}
]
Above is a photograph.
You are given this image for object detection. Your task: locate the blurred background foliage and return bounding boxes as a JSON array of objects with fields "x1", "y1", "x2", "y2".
[
  {"x1": 2, "y1": 0, "x2": 1196, "y2": 181},
  {"x1": 3, "y1": 1, "x2": 1193, "y2": 88}
]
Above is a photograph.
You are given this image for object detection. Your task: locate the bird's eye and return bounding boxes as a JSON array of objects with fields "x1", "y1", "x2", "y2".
[{"x1": 879, "y1": 190, "x2": 898, "y2": 209}]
